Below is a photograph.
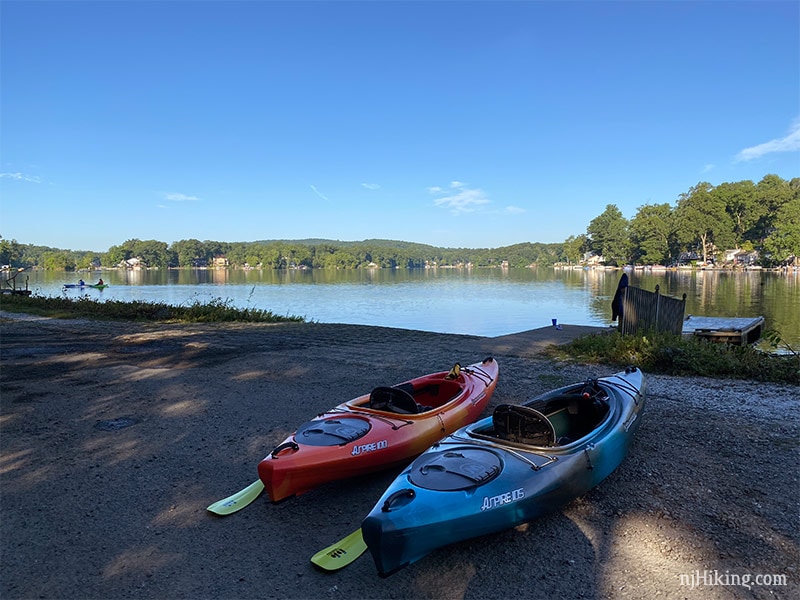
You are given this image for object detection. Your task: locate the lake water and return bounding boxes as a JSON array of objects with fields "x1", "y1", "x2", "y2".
[{"x1": 11, "y1": 267, "x2": 800, "y2": 350}]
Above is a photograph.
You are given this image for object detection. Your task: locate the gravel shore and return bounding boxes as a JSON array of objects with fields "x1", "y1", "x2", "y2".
[{"x1": 1, "y1": 315, "x2": 797, "y2": 600}]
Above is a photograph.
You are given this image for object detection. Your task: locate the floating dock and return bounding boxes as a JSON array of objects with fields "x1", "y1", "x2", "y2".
[{"x1": 682, "y1": 315, "x2": 765, "y2": 345}]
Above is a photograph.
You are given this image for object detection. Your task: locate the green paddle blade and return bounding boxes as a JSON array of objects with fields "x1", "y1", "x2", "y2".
[
  {"x1": 311, "y1": 529, "x2": 367, "y2": 571},
  {"x1": 207, "y1": 480, "x2": 265, "y2": 515}
]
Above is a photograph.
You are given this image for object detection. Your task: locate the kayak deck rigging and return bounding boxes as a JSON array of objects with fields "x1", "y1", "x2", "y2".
[
  {"x1": 326, "y1": 407, "x2": 414, "y2": 431},
  {"x1": 445, "y1": 434, "x2": 559, "y2": 471}
]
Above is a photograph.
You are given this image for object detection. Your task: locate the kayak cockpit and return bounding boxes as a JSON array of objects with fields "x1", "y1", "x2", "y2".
[
  {"x1": 348, "y1": 378, "x2": 464, "y2": 415},
  {"x1": 474, "y1": 383, "x2": 610, "y2": 448},
  {"x1": 369, "y1": 379, "x2": 464, "y2": 413}
]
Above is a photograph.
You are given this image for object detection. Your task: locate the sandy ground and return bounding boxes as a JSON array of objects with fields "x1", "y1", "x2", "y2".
[{"x1": 1, "y1": 314, "x2": 798, "y2": 600}]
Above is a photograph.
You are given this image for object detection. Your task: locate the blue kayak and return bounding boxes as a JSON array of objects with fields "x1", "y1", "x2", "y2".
[{"x1": 361, "y1": 367, "x2": 646, "y2": 577}]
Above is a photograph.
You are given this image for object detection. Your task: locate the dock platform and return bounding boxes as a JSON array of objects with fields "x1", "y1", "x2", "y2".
[{"x1": 682, "y1": 315, "x2": 765, "y2": 345}]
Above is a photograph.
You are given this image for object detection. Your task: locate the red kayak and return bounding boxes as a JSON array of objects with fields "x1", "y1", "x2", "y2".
[{"x1": 257, "y1": 357, "x2": 499, "y2": 502}]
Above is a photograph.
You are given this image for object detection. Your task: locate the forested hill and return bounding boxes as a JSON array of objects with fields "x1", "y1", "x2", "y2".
[
  {"x1": 0, "y1": 238, "x2": 564, "y2": 270},
  {"x1": 254, "y1": 238, "x2": 500, "y2": 252},
  {"x1": 2, "y1": 174, "x2": 798, "y2": 270},
  {"x1": 253, "y1": 238, "x2": 445, "y2": 251}
]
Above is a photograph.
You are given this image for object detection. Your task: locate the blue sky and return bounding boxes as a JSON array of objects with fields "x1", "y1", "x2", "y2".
[{"x1": 1, "y1": 0, "x2": 798, "y2": 252}]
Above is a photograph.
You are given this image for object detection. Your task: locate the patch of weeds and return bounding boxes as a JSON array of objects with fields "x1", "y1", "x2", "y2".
[{"x1": 548, "y1": 330, "x2": 799, "y2": 385}]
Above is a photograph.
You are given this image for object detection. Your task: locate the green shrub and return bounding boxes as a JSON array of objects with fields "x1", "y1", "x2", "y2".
[{"x1": 550, "y1": 330, "x2": 799, "y2": 385}]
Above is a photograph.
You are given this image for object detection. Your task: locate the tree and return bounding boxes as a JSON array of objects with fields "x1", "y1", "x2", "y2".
[
  {"x1": 562, "y1": 235, "x2": 588, "y2": 265},
  {"x1": 75, "y1": 253, "x2": 101, "y2": 270},
  {"x1": 586, "y1": 204, "x2": 630, "y2": 265},
  {"x1": 0, "y1": 237, "x2": 23, "y2": 267},
  {"x1": 629, "y1": 203, "x2": 674, "y2": 265},
  {"x1": 713, "y1": 180, "x2": 759, "y2": 247},
  {"x1": 260, "y1": 245, "x2": 283, "y2": 269},
  {"x1": 674, "y1": 182, "x2": 735, "y2": 263},
  {"x1": 222, "y1": 242, "x2": 249, "y2": 267},
  {"x1": 104, "y1": 244, "x2": 130, "y2": 267},
  {"x1": 171, "y1": 239, "x2": 206, "y2": 267},
  {"x1": 203, "y1": 240, "x2": 231, "y2": 264},
  {"x1": 750, "y1": 174, "x2": 795, "y2": 244},
  {"x1": 762, "y1": 191, "x2": 800, "y2": 266},
  {"x1": 292, "y1": 244, "x2": 314, "y2": 268},
  {"x1": 129, "y1": 239, "x2": 171, "y2": 268},
  {"x1": 40, "y1": 251, "x2": 75, "y2": 270}
]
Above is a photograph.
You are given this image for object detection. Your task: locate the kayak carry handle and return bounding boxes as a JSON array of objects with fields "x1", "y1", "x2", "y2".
[
  {"x1": 381, "y1": 489, "x2": 416, "y2": 512},
  {"x1": 270, "y1": 441, "x2": 299, "y2": 458}
]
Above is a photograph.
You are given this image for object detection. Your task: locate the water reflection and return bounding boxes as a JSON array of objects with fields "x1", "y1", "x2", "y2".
[{"x1": 17, "y1": 267, "x2": 800, "y2": 348}]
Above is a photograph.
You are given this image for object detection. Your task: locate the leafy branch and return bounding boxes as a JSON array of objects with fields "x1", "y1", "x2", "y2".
[{"x1": 763, "y1": 328, "x2": 798, "y2": 358}]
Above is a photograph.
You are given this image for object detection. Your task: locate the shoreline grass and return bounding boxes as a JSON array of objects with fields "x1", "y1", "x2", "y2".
[
  {"x1": 549, "y1": 330, "x2": 799, "y2": 385},
  {"x1": 0, "y1": 293, "x2": 304, "y2": 324}
]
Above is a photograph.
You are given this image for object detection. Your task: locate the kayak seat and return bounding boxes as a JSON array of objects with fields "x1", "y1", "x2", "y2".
[
  {"x1": 369, "y1": 386, "x2": 420, "y2": 415},
  {"x1": 513, "y1": 381, "x2": 610, "y2": 446},
  {"x1": 398, "y1": 382, "x2": 435, "y2": 412},
  {"x1": 492, "y1": 405, "x2": 556, "y2": 446}
]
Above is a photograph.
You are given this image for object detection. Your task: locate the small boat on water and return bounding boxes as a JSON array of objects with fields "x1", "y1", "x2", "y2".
[
  {"x1": 257, "y1": 357, "x2": 499, "y2": 503},
  {"x1": 63, "y1": 283, "x2": 108, "y2": 290},
  {"x1": 360, "y1": 366, "x2": 646, "y2": 577}
]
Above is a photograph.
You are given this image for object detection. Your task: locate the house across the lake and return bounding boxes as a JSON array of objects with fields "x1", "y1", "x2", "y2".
[{"x1": 722, "y1": 249, "x2": 759, "y2": 266}]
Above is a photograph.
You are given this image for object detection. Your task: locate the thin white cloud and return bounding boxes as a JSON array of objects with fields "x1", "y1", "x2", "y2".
[
  {"x1": 505, "y1": 205, "x2": 526, "y2": 214},
  {"x1": 702, "y1": 164, "x2": 715, "y2": 173},
  {"x1": 361, "y1": 183, "x2": 380, "y2": 190},
  {"x1": 310, "y1": 185, "x2": 329, "y2": 201},
  {"x1": 0, "y1": 172, "x2": 41, "y2": 183},
  {"x1": 429, "y1": 181, "x2": 491, "y2": 214},
  {"x1": 736, "y1": 118, "x2": 800, "y2": 162},
  {"x1": 164, "y1": 192, "x2": 199, "y2": 202}
]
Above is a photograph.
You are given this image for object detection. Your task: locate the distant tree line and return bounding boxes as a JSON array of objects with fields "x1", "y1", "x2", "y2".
[
  {"x1": 0, "y1": 235, "x2": 563, "y2": 270},
  {"x1": 2, "y1": 174, "x2": 797, "y2": 271}
]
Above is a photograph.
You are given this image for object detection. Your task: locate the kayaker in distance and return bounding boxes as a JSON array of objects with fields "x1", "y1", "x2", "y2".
[
  {"x1": 78, "y1": 279, "x2": 85, "y2": 286},
  {"x1": 97, "y1": 278, "x2": 104, "y2": 285}
]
